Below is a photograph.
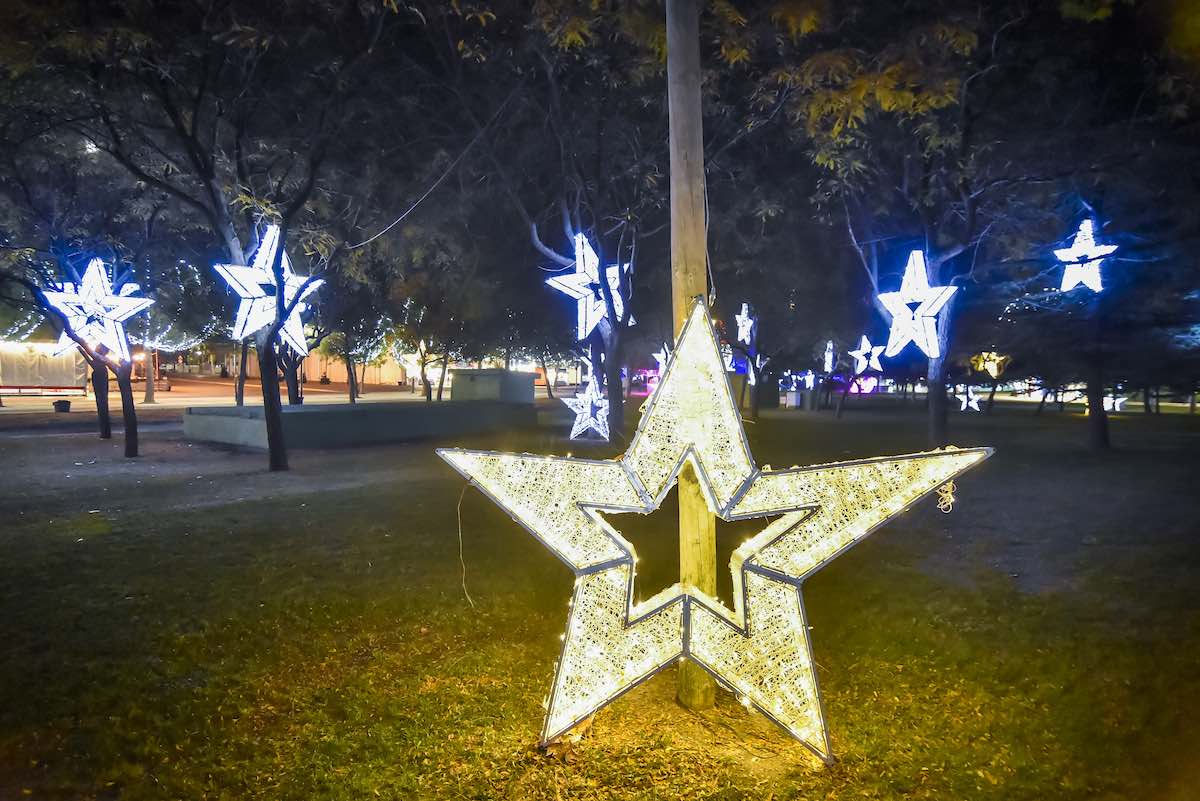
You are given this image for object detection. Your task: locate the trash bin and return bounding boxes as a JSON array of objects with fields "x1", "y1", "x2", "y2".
[{"x1": 52, "y1": 399, "x2": 72, "y2": 413}]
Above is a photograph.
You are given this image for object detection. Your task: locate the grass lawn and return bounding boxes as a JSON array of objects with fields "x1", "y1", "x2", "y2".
[{"x1": 0, "y1": 405, "x2": 1197, "y2": 800}]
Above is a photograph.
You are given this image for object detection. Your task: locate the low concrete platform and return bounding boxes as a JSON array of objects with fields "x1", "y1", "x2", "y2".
[{"x1": 183, "y1": 401, "x2": 538, "y2": 449}]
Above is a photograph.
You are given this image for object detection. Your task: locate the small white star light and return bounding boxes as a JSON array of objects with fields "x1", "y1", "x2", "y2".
[
  {"x1": 546, "y1": 234, "x2": 635, "y2": 341},
  {"x1": 42, "y1": 258, "x2": 154, "y2": 363},
  {"x1": 439, "y1": 300, "x2": 991, "y2": 760},
  {"x1": 652, "y1": 344, "x2": 671, "y2": 372},
  {"x1": 878, "y1": 251, "x2": 957, "y2": 359},
  {"x1": 848, "y1": 335, "x2": 884, "y2": 375},
  {"x1": 734, "y1": 303, "x2": 755, "y2": 345},
  {"x1": 955, "y1": 385, "x2": 981, "y2": 413},
  {"x1": 1055, "y1": 219, "x2": 1116, "y2": 293},
  {"x1": 562, "y1": 379, "x2": 610, "y2": 440},
  {"x1": 213, "y1": 225, "x2": 324, "y2": 355},
  {"x1": 1086, "y1": 395, "x2": 1126, "y2": 414}
]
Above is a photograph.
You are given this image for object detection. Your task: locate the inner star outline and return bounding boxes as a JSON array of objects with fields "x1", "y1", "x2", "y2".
[{"x1": 439, "y1": 300, "x2": 991, "y2": 761}]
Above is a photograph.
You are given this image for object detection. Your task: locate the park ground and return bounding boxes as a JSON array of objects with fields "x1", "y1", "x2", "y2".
[{"x1": 0, "y1": 402, "x2": 1198, "y2": 800}]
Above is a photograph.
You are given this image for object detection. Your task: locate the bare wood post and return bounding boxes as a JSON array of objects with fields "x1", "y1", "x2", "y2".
[
  {"x1": 667, "y1": 0, "x2": 716, "y2": 711},
  {"x1": 143, "y1": 349, "x2": 156, "y2": 404}
]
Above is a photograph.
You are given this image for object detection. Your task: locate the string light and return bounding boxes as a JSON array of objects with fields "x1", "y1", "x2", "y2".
[
  {"x1": 878, "y1": 251, "x2": 957, "y2": 359},
  {"x1": 213, "y1": 225, "x2": 324, "y2": 355},
  {"x1": 41, "y1": 258, "x2": 154, "y2": 363},
  {"x1": 1055, "y1": 219, "x2": 1116, "y2": 293},
  {"x1": 439, "y1": 301, "x2": 991, "y2": 759}
]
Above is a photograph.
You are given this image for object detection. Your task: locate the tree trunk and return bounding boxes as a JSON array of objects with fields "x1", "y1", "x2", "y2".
[
  {"x1": 282, "y1": 351, "x2": 302, "y2": 405},
  {"x1": 359, "y1": 362, "x2": 367, "y2": 396},
  {"x1": 235, "y1": 341, "x2": 249, "y2": 406},
  {"x1": 1086, "y1": 360, "x2": 1109, "y2": 449},
  {"x1": 257, "y1": 338, "x2": 289, "y2": 471},
  {"x1": 345, "y1": 353, "x2": 357, "y2": 404},
  {"x1": 1154, "y1": 386, "x2": 1161, "y2": 414},
  {"x1": 834, "y1": 375, "x2": 852, "y2": 419},
  {"x1": 540, "y1": 354, "x2": 555, "y2": 399},
  {"x1": 436, "y1": 350, "x2": 450, "y2": 401},
  {"x1": 115, "y1": 361, "x2": 139, "y2": 458},
  {"x1": 143, "y1": 349, "x2": 156, "y2": 404},
  {"x1": 986, "y1": 379, "x2": 999, "y2": 415},
  {"x1": 926, "y1": 357, "x2": 950, "y2": 447},
  {"x1": 603, "y1": 334, "x2": 625, "y2": 437},
  {"x1": 90, "y1": 359, "x2": 112, "y2": 439},
  {"x1": 1190, "y1": 388, "x2": 1196, "y2": 414},
  {"x1": 419, "y1": 354, "x2": 432, "y2": 401},
  {"x1": 1142, "y1": 386, "x2": 1152, "y2": 414},
  {"x1": 667, "y1": 0, "x2": 715, "y2": 712}
]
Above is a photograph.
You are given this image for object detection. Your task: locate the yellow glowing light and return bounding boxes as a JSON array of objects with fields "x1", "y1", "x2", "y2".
[
  {"x1": 439, "y1": 300, "x2": 991, "y2": 760},
  {"x1": 970, "y1": 351, "x2": 1010, "y2": 380}
]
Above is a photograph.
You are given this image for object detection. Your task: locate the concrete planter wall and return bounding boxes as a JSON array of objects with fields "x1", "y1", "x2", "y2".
[
  {"x1": 449, "y1": 369, "x2": 536, "y2": 403},
  {"x1": 184, "y1": 401, "x2": 538, "y2": 450}
]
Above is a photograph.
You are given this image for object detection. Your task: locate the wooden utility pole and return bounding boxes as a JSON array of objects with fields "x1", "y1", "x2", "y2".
[{"x1": 667, "y1": 0, "x2": 716, "y2": 710}]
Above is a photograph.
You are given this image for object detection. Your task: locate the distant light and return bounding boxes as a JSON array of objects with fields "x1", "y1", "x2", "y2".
[{"x1": 1055, "y1": 219, "x2": 1116, "y2": 293}]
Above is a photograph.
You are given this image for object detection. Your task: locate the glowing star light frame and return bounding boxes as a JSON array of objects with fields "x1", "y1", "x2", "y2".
[
  {"x1": 879, "y1": 250, "x2": 957, "y2": 359},
  {"x1": 213, "y1": 224, "x2": 324, "y2": 355},
  {"x1": 439, "y1": 301, "x2": 990, "y2": 762},
  {"x1": 546, "y1": 234, "x2": 635, "y2": 341},
  {"x1": 43, "y1": 258, "x2": 154, "y2": 363},
  {"x1": 562, "y1": 378, "x2": 610, "y2": 440},
  {"x1": 848, "y1": 334, "x2": 884, "y2": 375},
  {"x1": 1055, "y1": 219, "x2": 1116, "y2": 293}
]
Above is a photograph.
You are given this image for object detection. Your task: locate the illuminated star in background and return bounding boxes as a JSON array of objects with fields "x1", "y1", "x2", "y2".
[
  {"x1": 440, "y1": 301, "x2": 990, "y2": 760},
  {"x1": 878, "y1": 250, "x2": 958, "y2": 359},
  {"x1": 545, "y1": 234, "x2": 634, "y2": 341},
  {"x1": 848, "y1": 334, "x2": 885, "y2": 374},
  {"x1": 955, "y1": 385, "x2": 982, "y2": 412},
  {"x1": 562, "y1": 378, "x2": 610, "y2": 440},
  {"x1": 734, "y1": 303, "x2": 755, "y2": 345},
  {"x1": 43, "y1": 258, "x2": 154, "y2": 363},
  {"x1": 652, "y1": 344, "x2": 670, "y2": 372},
  {"x1": 213, "y1": 225, "x2": 324, "y2": 354},
  {"x1": 1055, "y1": 219, "x2": 1116, "y2": 293}
]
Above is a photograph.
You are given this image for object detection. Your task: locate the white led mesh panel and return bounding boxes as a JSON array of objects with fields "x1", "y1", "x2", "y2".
[
  {"x1": 626, "y1": 302, "x2": 753, "y2": 510},
  {"x1": 438, "y1": 451, "x2": 642, "y2": 571},
  {"x1": 689, "y1": 568, "x2": 827, "y2": 755},
  {"x1": 730, "y1": 450, "x2": 991, "y2": 579},
  {"x1": 547, "y1": 567, "x2": 685, "y2": 740}
]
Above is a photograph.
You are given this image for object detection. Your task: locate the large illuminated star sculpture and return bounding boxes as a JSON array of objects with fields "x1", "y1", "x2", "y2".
[
  {"x1": 440, "y1": 300, "x2": 990, "y2": 761},
  {"x1": 213, "y1": 225, "x2": 324, "y2": 354},
  {"x1": 1055, "y1": 219, "x2": 1116, "y2": 293},
  {"x1": 562, "y1": 379, "x2": 610, "y2": 440},
  {"x1": 546, "y1": 234, "x2": 635, "y2": 341},
  {"x1": 848, "y1": 335, "x2": 884, "y2": 375},
  {"x1": 879, "y1": 251, "x2": 958, "y2": 359},
  {"x1": 43, "y1": 258, "x2": 154, "y2": 363}
]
